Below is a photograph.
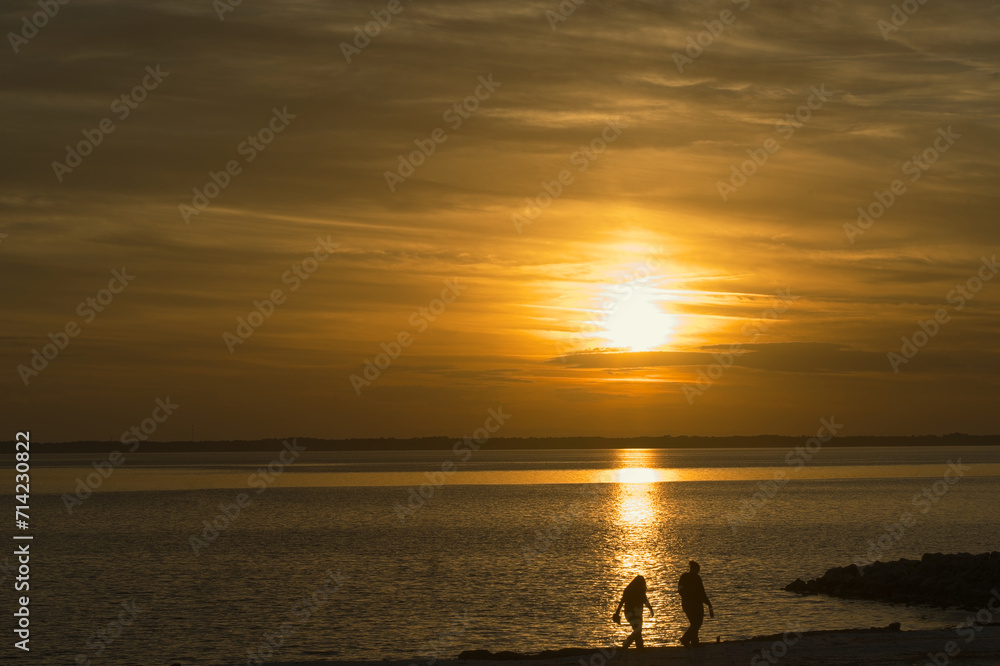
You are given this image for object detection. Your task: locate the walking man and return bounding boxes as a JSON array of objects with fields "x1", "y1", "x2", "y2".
[{"x1": 678, "y1": 560, "x2": 713, "y2": 648}]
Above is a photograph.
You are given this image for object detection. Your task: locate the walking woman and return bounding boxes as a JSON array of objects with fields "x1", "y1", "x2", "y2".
[{"x1": 612, "y1": 575, "x2": 653, "y2": 649}]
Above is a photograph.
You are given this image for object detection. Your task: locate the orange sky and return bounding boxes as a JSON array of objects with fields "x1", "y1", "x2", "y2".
[{"x1": 2, "y1": 0, "x2": 999, "y2": 440}]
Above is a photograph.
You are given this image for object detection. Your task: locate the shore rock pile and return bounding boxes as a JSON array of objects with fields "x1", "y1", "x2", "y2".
[{"x1": 785, "y1": 552, "x2": 1000, "y2": 611}]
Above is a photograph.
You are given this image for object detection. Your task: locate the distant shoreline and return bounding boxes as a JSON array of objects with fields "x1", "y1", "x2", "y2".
[{"x1": 15, "y1": 433, "x2": 1000, "y2": 454}]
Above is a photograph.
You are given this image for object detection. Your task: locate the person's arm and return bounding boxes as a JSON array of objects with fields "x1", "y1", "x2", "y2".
[
  {"x1": 612, "y1": 597, "x2": 624, "y2": 621},
  {"x1": 703, "y1": 588, "x2": 714, "y2": 617},
  {"x1": 644, "y1": 595, "x2": 653, "y2": 617}
]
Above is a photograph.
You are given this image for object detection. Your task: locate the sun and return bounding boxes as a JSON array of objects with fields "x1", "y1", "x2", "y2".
[{"x1": 599, "y1": 286, "x2": 676, "y2": 351}]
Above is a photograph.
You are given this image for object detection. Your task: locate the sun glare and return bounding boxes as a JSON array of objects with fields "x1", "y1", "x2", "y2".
[
  {"x1": 600, "y1": 286, "x2": 676, "y2": 351},
  {"x1": 615, "y1": 467, "x2": 660, "y2": 484}
]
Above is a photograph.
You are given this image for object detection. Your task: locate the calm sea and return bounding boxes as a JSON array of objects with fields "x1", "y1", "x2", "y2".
[{"x1": 11, "y1": 445, "x2": 1000, "y2": 665}]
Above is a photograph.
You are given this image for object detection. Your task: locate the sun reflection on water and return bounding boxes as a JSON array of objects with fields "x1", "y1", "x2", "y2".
[
  {"x1": 613, "y1": 467, "x2": 660, "y2": 484},
  {"x1": 612, "y1": 450, "x2": 665, "y2": 526},
  {"x1": 616, "y1": 474, "x2": 659, "y2": 526},
  {"x1": 606, "y1": 451, "x2": 671, "y2": 642}
]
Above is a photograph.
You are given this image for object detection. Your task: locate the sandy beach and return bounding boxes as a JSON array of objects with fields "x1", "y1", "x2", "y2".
[{"x1": 272, "y1": 626, "x2": 1000, "y2": 666}]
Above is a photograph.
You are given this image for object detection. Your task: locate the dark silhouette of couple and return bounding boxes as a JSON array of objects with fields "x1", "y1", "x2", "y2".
[{"x1": 612, "y1": 561, "x2": 714, "y2": 650}]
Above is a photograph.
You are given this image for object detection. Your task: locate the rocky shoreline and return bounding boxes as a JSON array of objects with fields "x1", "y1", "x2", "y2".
[{"x1": 785, "y1": 552, "x2": 1000, "y2": 610}]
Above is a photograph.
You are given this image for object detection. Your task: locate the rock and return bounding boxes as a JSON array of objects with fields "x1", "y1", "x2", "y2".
[
  {"x1": 785, "y1": 553, "x2": 1000, "y2": 611},
  {"x1": 784, "y1": 578, "x2": 808, "y2": 592},
  {"x1": 458, "y1": 650, "x2": 494, "y2": 660}
]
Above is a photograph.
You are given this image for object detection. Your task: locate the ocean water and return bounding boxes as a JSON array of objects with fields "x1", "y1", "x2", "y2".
[{"x1": 11, "y1": 446, "x2": 1000, "y2": 665}]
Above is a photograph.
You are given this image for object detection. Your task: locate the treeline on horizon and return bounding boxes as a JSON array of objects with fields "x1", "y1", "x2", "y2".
[{"x1": 17, "y1": 433, "x2": 1000, "y2": 454}]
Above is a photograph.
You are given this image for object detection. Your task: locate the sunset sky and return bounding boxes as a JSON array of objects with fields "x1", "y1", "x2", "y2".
[{"x1": 2, "y1": 0, "x2": 999, "y2": 441}]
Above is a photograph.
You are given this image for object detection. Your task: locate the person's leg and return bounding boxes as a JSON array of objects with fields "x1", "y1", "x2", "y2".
[
  {"x1": 688, "y1": 605, "x2": 705, "y2": 646},
  {"x1": 623, "y1": 607, "x2": 641, "y2": 648},
  {"x1": 681, "y1": 603, "x2": 703, "y2": 646}
]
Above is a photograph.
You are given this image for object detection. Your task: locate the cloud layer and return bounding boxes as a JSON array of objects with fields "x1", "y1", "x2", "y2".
[{"x1": 2, "y1": 0, "x2": 998, "y2": 439}]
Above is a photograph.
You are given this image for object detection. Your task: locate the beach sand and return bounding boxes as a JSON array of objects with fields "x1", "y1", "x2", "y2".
[{"x1": 272, "y1": 626, "x2": 1000, "y2": 666}]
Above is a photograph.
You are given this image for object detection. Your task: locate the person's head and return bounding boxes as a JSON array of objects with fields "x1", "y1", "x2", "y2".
[
  {"x1": 626, "y1": 575, "x2": 647, "y2": 594},
  {"x1": 689, "y1": 560, "x2": 700, "y2": 573}
]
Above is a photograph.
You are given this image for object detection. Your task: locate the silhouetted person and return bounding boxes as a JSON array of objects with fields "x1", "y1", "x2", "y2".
[
  {"x1": 612, "y1": 575, "x2": 653, "y2": 649},
  {"x1": 678, "y1": 560, "x2": 713, "y2": 648}
]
